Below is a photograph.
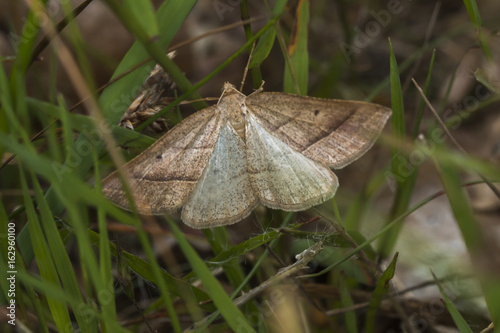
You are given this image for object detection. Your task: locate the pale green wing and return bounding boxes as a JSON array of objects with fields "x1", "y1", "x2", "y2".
[
  {"x1": 182, "y1": 122, "x2": 258, "y2": 228},
  {"x1": 245, "y1": 114, "x2": 338, "y2": 211}
]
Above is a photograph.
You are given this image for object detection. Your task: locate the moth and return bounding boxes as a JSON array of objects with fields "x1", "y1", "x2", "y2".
[{"x1": 102, "y1": 83, "x2": 391, "y2": 228}]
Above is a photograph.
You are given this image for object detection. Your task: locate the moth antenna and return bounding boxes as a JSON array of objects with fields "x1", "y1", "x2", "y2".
[{"x1": 240, "y1": 41, "x2": 257, "y2": 92}]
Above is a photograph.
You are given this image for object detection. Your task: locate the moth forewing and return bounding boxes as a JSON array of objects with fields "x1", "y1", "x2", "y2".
[{"x1": 102, "y1": 105, "x2": 224, "y2": 215}]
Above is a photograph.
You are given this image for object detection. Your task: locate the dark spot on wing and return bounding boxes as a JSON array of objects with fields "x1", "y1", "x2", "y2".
[
  {"x1": 156, "y1": 155, "x2": 162, "y2": 159},
  {"x1": 314, "y1": 110, "x2": 320, "y2": 116}
]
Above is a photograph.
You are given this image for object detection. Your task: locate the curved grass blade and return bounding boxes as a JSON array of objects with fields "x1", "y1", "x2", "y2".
[
  {"x1": 338, "y1": 271, "x2": 358, "y2": 333},
  {"x1": 123, "y1": 0, "x2": 158, "y2": 38},
  {"x1": 365, "y1": 253, "x2": 398, "y2": 333},
  {"x1": 20, "y1": 168, "x2": 73, "y2": 332},
  {"x1": 431, "y1": 270, "x2": 473, "y2": 333},
  {"x1": 434, "y1": 155, "x2": 500, "y2": 327},
  {"x1": 377, "y1": 38, "x2": 410, "y2": 258},
  {"x1": 32, "y1": 170, "x2": 100, "y2": 331},
  {"x1": 94, "y1": 153, "x2": 118, "y2": 327},
  {"x1": 82, "y1": 227, "x2": 213, "y2": 311},
  {"x1": 249, "y1": 27, "x2": 276, "y2": 70},
  {"x1": 462, "y1": 0, "x2": 492, "y2": 60}
]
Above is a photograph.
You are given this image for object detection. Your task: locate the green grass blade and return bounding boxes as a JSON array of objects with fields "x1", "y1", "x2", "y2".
[
  {"x1": 377, "y1": 39, "x2": 412, "y2": 258},
  {"x1": 123, "y1": 0, "x2": 158, "y2": 37},
  {"x1": 202, "y1": 226, "x2": 261, "y2": 319},
  {"x1": 0, "y1": 131, "x2": 139, "y2": 225},
  {"x1": 435, "y1": 164, "x2": 483, "y2": 251},
  {"x1": 0, "y1": 245, "x2": 49, "y2": 332},
  {"x1": 203, "y1": 227, "x2": 250, "y2": 293},
  {"x1": 0, "y1": 202, "x2": 13, "y2": 303},
  {"x1": 112, "y1": 226, "x2": 182, "y2": 330},
  {"x1": 240, "y1": 0, "x2": 263, "y2": 88},
  {"x1": 9, "y1": 4, "x2": 41, "y2": 84},
  {"x1": 308, "y1": 188, "x2": 441, "y2": 278},
  {"x1": 463, "y1": 0, "x2": 482, "y2": 25},
  {"x1": 29, "y1": 97, "x2": 155, "y2": 148},
  {"x1": 388, "y1": 38, "x2": 406, "y2": 172},
  {"x1": 94, "y1": 153, "x2": 118, "y2": 326},
  {"x1": 249, "y1": 27, "x2": 276, "y2": 70},
  {"x1": 49, "y1": 185, "x2": 126, "y2": 332},
  {"x1": 2, "y1": 99, "x2": 123, "y2": 331},
  {"x1": 378, "y1": 49, "x2": 437, "y2": 258},
  {"x1": 16, "y1": 269, "x2": 104, "y2": 327},
  {"x1": 365, "y1": 253, "x2": 398, "y2": 333},
  {"x1": 31, "y1": 171, "x2": 98, "y2": 332},
  {"x1": 206, "y1": 229, "x2": 281, "y2": 271},
  {"x1": 434, "y1": 157, "x2": 500, "y2": 327},
  {"x1": 193, "y1": 213, "x2": 295, "y2": 332},
  {"x1": 431, "y1": 270, "x2": 473, "y2": 333},
  {"x1": 474, "y1": 68, "x2": 500, "y2": 94},
  {"x1": 462, "y1": 0, "x2": 492, "y2": 60},
  {"x1": 338, "y1": 272, "x2": 358, "y2": 333},
  {"x1": 104, "y1": 0, "x2": 205, "y2": 111},
  {"x1": 190, "y1": 222, "x2": 314, "y2": 277},
  {"x1": 20, "y1": 168, "x2": 73, "y2": 331},
  {"x1": 0, "y1": 52, "x2": 13, "y2": 158},
  {"x1": 364, "y1": 23, "x2": 471, "y2": 103},
  {"x1": 412, "y1": 49, "x2": 436, "y2": 139},
  {"x1": 82, "y1": 227, "x2": 212, "y2": 309},
  {"x1": 272, "y1": 0, "x2": 288, "y2": 15},
  {"x1": 283, "y1": 0, "x2": 309, "y2": 95},
  {"x1": 168, "y1": 219, "x2": 256, "y2": 333}
]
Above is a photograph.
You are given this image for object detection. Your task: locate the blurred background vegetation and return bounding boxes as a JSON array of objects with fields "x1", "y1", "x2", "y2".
[{"x1": 1, "y1": 0, "x2": 500, "y2": 332}]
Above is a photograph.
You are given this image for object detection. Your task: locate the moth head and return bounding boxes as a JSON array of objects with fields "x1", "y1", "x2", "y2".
[{"x1": 221, "y1": 82, "x2": 240, "y2": 95}]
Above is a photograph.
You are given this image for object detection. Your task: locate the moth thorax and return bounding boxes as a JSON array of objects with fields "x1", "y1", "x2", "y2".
[
  {"x1": 231, "y1": 118, "x2": 246, "y2": 141},
  {"x1": 227, "y1": 100, "x2": 247, "y2": 141},
  {"x1": 233, "y1": 124, "x2": 246, "y2": 142}
]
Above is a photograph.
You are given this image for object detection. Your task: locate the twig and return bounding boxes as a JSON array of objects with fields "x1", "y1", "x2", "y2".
[
  {"x1": 193, "y1": 242, "x2": 324, "y2": 328},
  {"x1": 234, "y1": 241, "x2": 323, "y2": 307}
]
